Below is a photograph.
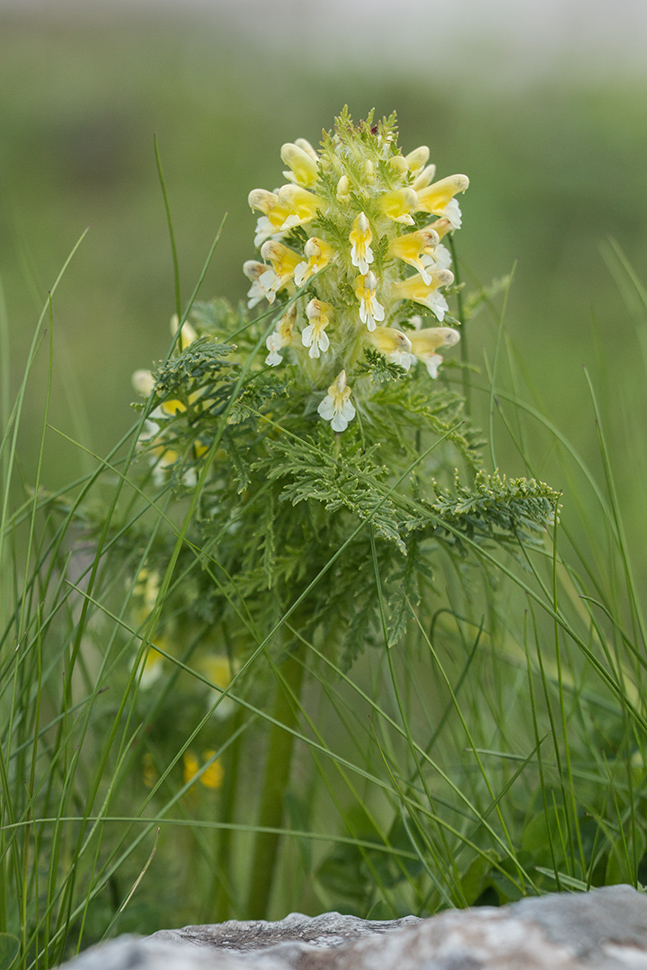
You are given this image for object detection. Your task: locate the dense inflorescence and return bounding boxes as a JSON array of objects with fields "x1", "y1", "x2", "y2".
[{"x1": 244, "y1": 107, "x2": 469, "y2": 431}]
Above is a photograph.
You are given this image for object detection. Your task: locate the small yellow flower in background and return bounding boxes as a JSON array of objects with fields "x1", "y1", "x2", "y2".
[
  {"x1": 200, "y1": 751, "x2": 225, "y2": 790},
  {"x1": 183, "y1": 750, "x2": 224, "y2": 791},
  {"x1": 142, "y1": 752, "x2": 158, "y2": 789},
  {"x1": 200, "y1": 654, "x2": 236, "y2": 719},
  {"x1": 139, "y1": 643, "x2": 166, "y2": 688},
  {"x1": 240, "y1": 107, "x2": 469, "y2": 432}
]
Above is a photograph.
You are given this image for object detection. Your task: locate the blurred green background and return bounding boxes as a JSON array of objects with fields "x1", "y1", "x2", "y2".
[{"x1": 2, "y1": 3, "x2": 647, "y2": 537}]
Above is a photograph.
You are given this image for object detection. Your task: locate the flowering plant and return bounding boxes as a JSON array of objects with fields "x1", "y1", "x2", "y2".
[{"x1": 120, "y1": 108, "x2": 558, "y2": 919}]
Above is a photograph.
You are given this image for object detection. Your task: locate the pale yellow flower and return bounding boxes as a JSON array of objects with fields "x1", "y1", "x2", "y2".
[
  {"x1": 367, "y1": 326, "x2": 413, "y2": 370},
  {"x1": 294, "y1": 237, "x2": 335, "y2": 288},
  {"x1": 379, "y1": 187, "x2": 419, "y2": 224},
  {"x1": 416, "y1": 174, "x2": 470, "y2": 228},
  {"x1": 281, "y1": 142, "x2": 319, "y2": 187},
  {"x1": 349, "y1": 212, "x2": 374, "y2": 275},
  {"x1": 355, "y1": 271, "x2": 385, "y2": 331},
  {"x1": 318, "y1": 370, "x2": 356, "y2": 432},
  {"x1": 409, "y1": 326, "x2": 461, "y2": 378},
  {"x1": 259, "y1": 241, "x2": 303, "y2": 303},
  {"x1": 391, "y1": 269, "x2": 454, "y2": 322},
  {"x1": 265, "y1": 305, "x2": 297, "y2": 367},
  {"x1": 388, "y1": 227, "x2": 440, "y2": 285},
  {"x1": 302, "y1": 299, "x2": 333, "y2": 358}
]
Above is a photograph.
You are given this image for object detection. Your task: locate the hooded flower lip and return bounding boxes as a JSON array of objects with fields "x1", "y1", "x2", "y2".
[
  {"x1": 294, "y1": 237, "x2": 335, "y2": 288},
  {"x1": 388, "y1": 227, "x2": 440, "y2": 284},
  {"x1": 248, "y1": 189, "x2": 293, "y2": 244},
  {"x1": 392, "y1": 269, "x2": 454, "y2": 321},
  {"x1": 317, "y1": 370, "x2": 356, "y2": 432},
  {"x1": 405, "y1": 145, "x2": 430, "y2": 173},
  {"x1": 411, "y1": 164, "x2": 437, "y2": 192},
  {"x1": 281, "y1": 142, "x2": 319, "y2": 187},
  {"x1": 379, "y1": 187, "x2": 419, "y2": 224},
  {"x1": 367, "y1": 326, "x2": 413, "y2": 369},
  {"x1": 301, "y1": 299, "x2": 333, "y2": 358},
  {"x1": 355, "y1": 271, "x2": 386, "y2": 332},
  {"x1": 349, "y1": 212, "x2": 374, "y2": 275},
  {"x1": 277, "y1": 184, "x2": 323, "y2": 226},
  {"x1": 409, "y1": 326, "x2": 460, "y2": 378},
  {"x1": 259, "y1": 240, "x2": 303, "y2": 302},
  {"x1": 415, "y1": 174, "x2": 470, "y2": 228},
  {"x1": 243, "y1": 260, "x2": 268, "y2": 308}
]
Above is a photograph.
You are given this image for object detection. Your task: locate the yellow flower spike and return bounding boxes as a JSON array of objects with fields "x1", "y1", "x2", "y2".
[
  {"x1": 281, "y1": 142, "x2": 319, "y2": 187},
  {"x1": 388, "y1": 226, "x2": 440, "y2": 284},
  {"x1": 259, "y1": 240, "x2": 303, "y2": 303},
  {"x1": 265, "y1": 305, "x2": 297, "y2": 366},
  {"x1": 354, "y1": 271, "x2": 386, "y2": 331},
  {"x1": 411, "y1": 164, "x2": 437, "y2": 192},
  {"x1": 379, "y1": 187, "x2": 419, "y2": 224},
  {"x1": 200, "y1": 752, "x2": 224, "y2": 790},
  {"x1": 415, "y1": 174, "x2": 470, "y2": 228},
  {"x1": 409, "y1": 326, "x2": 461, "y2": 379},
  {"x1": 317, "y1": 369, "x2": 356, "y2": 432},
  {"x1": 389, "y1": 155, "x2": 409, "y2": 177},
  {"x1": 367, "y1": 326, "x2": 414, "y2": 370},
  {"x1": 294, "y1": 236, "x2": 336, "y2": 288},
  {"x1": 336, "y1": 174, "x2": 351, "y2": 202},
  {"x1": 277, "y1": 184, "x2": 322, "y2": 226},
  {"x1": 391, "y1": 268, "x2": 454, "y2": 321},
  {"x1": 302, "y1": 298, "x2": 333, "y2": 358},
  {"x1": 405, "y1": 145, "x2": 430, "y2": 173},
  {"x1": 349, "y1": 212, "x2": 374, "y2": 275}
]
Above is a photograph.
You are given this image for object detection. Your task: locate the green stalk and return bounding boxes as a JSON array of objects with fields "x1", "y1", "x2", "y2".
[
  {"x1": 246, "y1": 646, "x2": 305, "y2": 919},
  {"x1": 212, "y1": 708, "x2": 245, "y2": 922}
]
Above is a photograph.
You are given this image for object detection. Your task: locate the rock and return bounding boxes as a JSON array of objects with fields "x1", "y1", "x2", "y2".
[{"x1": 58, "y1": 884, "x2": 647, "y2": 969}]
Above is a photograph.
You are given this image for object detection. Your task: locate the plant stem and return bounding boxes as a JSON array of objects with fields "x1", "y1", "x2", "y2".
[
  {"x1": 212, "y1": 708, "x2": 245, "y2": 922},
  {"x1": 246, "y1": 646, "x2": 305, "y2": 919}
]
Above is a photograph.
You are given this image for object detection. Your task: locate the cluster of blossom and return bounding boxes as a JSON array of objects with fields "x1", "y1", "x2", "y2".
[{"x1": 243, "y1": 110, "x2": 468, "y2": 432}]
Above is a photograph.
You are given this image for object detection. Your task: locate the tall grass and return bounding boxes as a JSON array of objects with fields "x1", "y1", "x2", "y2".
[{"x1": 2, "y1": 237, "x2": 647, "y2": 970}]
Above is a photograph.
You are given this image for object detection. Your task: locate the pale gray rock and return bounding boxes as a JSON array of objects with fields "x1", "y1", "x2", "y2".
[{"x1": 58, "y1": 884, "x2": 647, "y2": 970}]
